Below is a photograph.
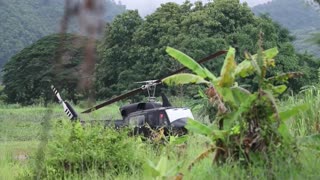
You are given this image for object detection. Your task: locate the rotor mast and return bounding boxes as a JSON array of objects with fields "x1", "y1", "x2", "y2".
[{"x1": 137, "y1": 80, "x2": 160, "y2": 102}]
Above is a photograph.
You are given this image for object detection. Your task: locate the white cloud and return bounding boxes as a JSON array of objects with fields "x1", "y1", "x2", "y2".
[{"x1": 119, "y1": 0, "x2": 272, "y2": 16}]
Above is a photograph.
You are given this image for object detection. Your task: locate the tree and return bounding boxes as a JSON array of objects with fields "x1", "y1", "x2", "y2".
[
  {"x1": 0, "y1": 0, "x2": 126, "y2": 69},
  {"x1": 96, "y1": 10, "x2": 143, "y2": 98},
  {"x1": 2, "y1": 34, "x2": 88, "y2": 105},
  {"x1": 96, "y1": 0, "x2": 317, "y2": 99}
]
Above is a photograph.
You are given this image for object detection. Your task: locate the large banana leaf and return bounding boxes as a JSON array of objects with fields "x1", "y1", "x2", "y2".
[
  {"x1": 218, "y1": 47, "x2": 236, "y2": 87},
  {"x1": 186, "y1": 119, "x2": 228, "y2": 141},
  {"x1": 261, "y1": 47, "x2": 279, "y2": 59},
  {"x1": 204, "y1": 67, "x2": 217, "y2": 81},
  {"x1": 235, "y1": 47, "x2": 279, "y2": 78},
  {"x1": 279, "y1": 103, "x2": 309, "y2": 121},
  {"x1": 162, "y1": 73, "x2": 210, "y2": 86},
  {"x1": 166, "y1": 47, "x2": 207, "y2": 78}
]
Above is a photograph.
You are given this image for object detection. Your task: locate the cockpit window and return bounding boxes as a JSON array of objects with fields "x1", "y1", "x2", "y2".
[{"x1": 128, "y1": 115, "x2": 145, "y2": 127}]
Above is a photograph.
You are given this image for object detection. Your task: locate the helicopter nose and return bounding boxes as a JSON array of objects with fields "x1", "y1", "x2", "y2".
[{"x1": 170, "y1": 118, "x2": 187, "y2": 128}]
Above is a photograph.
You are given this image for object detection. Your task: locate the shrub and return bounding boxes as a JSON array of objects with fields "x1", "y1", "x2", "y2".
[{"x1": 28, "y1": 120, "x2": 144, "y2": 178}]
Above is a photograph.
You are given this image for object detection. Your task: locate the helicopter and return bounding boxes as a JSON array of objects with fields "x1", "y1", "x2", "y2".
[{"x1": 52, "y1": 50, "x2": 227, "y2": 136}]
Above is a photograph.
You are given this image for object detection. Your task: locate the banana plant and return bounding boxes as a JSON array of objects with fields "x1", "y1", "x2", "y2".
[{"x1": 162, "y1": 46, "x2": 308, "y2": 165}]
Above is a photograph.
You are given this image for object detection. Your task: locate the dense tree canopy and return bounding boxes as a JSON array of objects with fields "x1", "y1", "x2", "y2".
[
  {"x1": 0, "y1": 0, "x2": 125, "y2": 69},
  {"x1": 2, "y1": 0, "x2": 319, "y2": 105},
  {"x1": 96, "y1": 0, "x2": 319, "y2": 99},
  {"x1": 2, "y1": 34, "x2": 88, "y2": 105}
]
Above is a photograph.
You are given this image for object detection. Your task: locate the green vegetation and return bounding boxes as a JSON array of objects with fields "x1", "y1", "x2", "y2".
[
  {"x1": 2, "y1": 34, "x2": 89, "y2": 105},
  {"x1": 96, "y1": 0, "x2": 319, "y2": 99},
  {"x1": 33, "y1": 122, "x2": 144, "y2": 178},
  {"x1": 1, "y1": 91, "x2": 320, "y2": 179},
  {"x1": 0, "y1": 0, "x2": 126, "y2": 69},
  {"x1": 162, "y1": 45, "x2": 306, "y2": 167},
  {"x1": 3, "y1": 0, "x2": 319, "y2": 104},
  {"x1": 1, "y1": 0, "x2": 320, "y2": 179}
]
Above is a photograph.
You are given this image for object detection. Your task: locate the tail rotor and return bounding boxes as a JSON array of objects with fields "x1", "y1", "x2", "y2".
[{"x1": 51, "y1": 85, "x2": 78, "y2": 121}]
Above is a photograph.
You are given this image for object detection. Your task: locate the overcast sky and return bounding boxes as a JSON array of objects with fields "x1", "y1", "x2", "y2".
[{"x1": 120, "y1": 0, "x2": 272, "y2": 16}]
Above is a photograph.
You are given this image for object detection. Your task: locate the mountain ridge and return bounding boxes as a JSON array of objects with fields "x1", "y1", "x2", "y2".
[
  {"x1": 252, "y1": 0, "x2": 320, "y2": 57},
  {"x1": 0, "y1": 0, "x2": 126, "y2": 69}
]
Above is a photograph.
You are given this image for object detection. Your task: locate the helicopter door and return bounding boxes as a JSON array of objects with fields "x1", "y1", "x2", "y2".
[
  {"x1": 146, "y1": 111, "x2": 169, "y2": 128},
  {"x1": 128, "y1": 115, "x2": 146, "y2": 127}
]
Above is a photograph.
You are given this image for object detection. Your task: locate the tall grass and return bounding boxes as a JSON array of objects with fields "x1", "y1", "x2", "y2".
[
  {"x1": 283, "y1": 87, "x2": 320, "y2": 137},
  {"x1": 0, "y1": 93, "x2": 320, "y2": 179}
]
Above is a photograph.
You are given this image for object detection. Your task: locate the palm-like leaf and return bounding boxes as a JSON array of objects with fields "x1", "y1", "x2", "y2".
[
  {"x1": 166, "y1": 47, "x2": 207, "y2": 78},
  {"x1": 218, "y1": 47, "x2": 236, "y2": 87},
  {"x1": 162, "y1": 73, "x2": 210, "y2": 86}
]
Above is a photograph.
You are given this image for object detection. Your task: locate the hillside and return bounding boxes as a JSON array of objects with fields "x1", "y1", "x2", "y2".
[
  {"x1": 0, "y1": 0, "x2": 126, "y2": 69},
  {"x1": 252, "y1": 0, "x2": 320, "y2": 57}
]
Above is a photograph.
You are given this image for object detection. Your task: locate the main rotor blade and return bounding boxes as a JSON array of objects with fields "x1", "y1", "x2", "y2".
[
  {"x1": 82, "y1": 50, "x2": 227, "y2": 113},
  {"x1": 81, "y1": 87, "x2": 143, "y2": 113}
]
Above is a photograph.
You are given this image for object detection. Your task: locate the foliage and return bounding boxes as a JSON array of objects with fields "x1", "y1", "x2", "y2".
[
  {"x1": 95, "y1": 10, "x2": 144, "y2": 98},
  {"x1": 163, "y1": 46, "x2": 306, "y2": 165},
  {"x1": 28, "y1": 120, "x2": 144, "y2": 179},
  {"x1": 2, "y1": 34, "x2": 87, "y2": 105},
  {"x1": 0, "y1": 102, "x2": 320, "y2": 179},
  {"x1": 96, "y1": 0, "x2": 314, "y2": 99},
  {"x1": 0, "y1": 0, "x2": 126, "y2": 69},
  {"x1": 285, "y1": 86, "x2": 320, "y2": 136}
]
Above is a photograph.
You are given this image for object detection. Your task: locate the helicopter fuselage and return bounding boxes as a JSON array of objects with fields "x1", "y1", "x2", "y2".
[{"x1": 104, "y1": 106, "x2": 194, "y2": 136}]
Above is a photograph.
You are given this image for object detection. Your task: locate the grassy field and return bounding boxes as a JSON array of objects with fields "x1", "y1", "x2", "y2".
[{"x1": 0, "y1": 92, "x2": 320, "y2": 179}]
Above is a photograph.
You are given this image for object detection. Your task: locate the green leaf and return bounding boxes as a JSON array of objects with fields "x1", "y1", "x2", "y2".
[
  {"x1": 219, "y1": 47, "x2": 236, "y2": 87},
  {"x1": 169, "y1": 135, "x2": 188, "y2": 145},
  {"x1": 251, "y1": 56, "x2": 261, "y2": 76},
  {"x1": 231, "y1": 87, "x2": 252, "y2": 106},
  {"x1": 156, "y1": 156, "x2": 168, "y2": 176},
  {"x1": 278, "y1": 122, "x2": 292, "y2": 143},
  {"x1": 198, "y1": 87, "x2": 207, "y2": 98},
  {"x1": 185, "y1": 118, "x2": 212, "y2": 136},
  {"x1": 263, "y1": 47, "x2": 279, "y2": 59},
  {"x1": 225, "y1": 93, "x2": 257, "y2": 129},
  {"x1": 235, "y1": 47, "x2": 279, "y2": 78},
  {"x1": 267, "y1": 72, "x2": 304, "y2": 84},
  {"x1": 162, "y1": 73, "x2": 210, "y2": 86},
  {"x1": 186, "y1": 119, "x2": 227, "y2": 141},
  {"x1": 279, "y1": 103, "x2": 309, "y2": 121},
  {"x1": 235, "y1": 60, "x2": 254, "y2": 78},
  {"x1": 144, "y1": 159, "x2": 160, "y2": 178},
  {"x1": 272, "y1": 85, "x2": 287, "y2": 95},
  {"x1": 217, "y1": 87, "x2": 235, "y2": 105},
  {"x1": 166, "y1": 47, "x2": 207, "y2": 78},
  {"x1": 203, "y1": 67, "x2": 217, "y2": 81}
]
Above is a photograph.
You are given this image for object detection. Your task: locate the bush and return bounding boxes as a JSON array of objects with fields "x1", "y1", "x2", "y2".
[{"x1": 28, "y1": 120, "x2": 144, "y2": 178}]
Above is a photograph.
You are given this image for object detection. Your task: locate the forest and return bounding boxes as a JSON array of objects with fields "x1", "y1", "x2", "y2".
[
  {"x1": 1, "y1": 0, "x2": 320, "y2": 179},
  {"x1": 0, "y1": 0, "x2": 125, "y2": 69},
  {"x1": 2, "y1": 0, "x2": 320, "y2": 104}
]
